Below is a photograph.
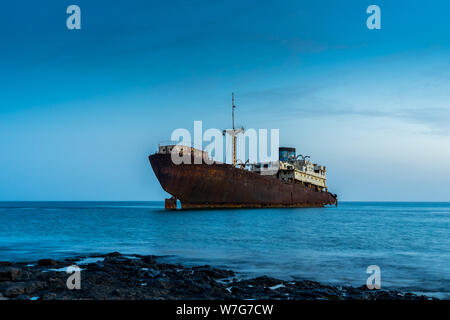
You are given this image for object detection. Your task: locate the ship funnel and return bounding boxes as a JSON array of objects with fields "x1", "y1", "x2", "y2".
[{"x1": 279, "y1": 147, "x2": 296, "y2": 162}]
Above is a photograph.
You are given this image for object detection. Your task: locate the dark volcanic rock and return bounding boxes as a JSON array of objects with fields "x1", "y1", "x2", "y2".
[
  {"x1": 141, "y1": 255, "x2": 157, "y2": 265},
  {"x1": 41, "y1": 293, "x2": 57, "y2": 300},
  {"x1": 0, "y1": 253, "x2": 438, "y2": 300},
  {"x1": 2, "y1": 281, "x2": 47, "y2": 298},
  {"x1": 104, "y1": 252, "x2": 122, "y2": 258},
  {"x1": 0, "y1": 262, "x2": 13, "y2": 267},
  {"x1": 37, "y1": 259, "x2": 58, "y2": 267},
  {"x1": 192, "y1": 265, "x2": 235, "y2": 279},
  {"x1": 0, "y1": 267, "x2": 21, "y2": 281}
]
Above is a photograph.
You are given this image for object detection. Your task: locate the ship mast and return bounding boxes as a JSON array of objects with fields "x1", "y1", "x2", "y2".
[
  {"x1": 223, "y1": 92, "x2": 243, "y2": 167},
  {"x1": 232, "y1": 93, "x2": 236, "y2": 166}
]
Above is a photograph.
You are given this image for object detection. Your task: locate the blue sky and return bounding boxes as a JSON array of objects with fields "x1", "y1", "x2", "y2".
[{"x1": 1, "y1": 0, "x2": 449, "y2": 201}]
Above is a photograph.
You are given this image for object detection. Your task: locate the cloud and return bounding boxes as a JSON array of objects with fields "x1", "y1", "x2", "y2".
[{"x1": 241, "y1": 86, "x2": 450, "y2": 135}]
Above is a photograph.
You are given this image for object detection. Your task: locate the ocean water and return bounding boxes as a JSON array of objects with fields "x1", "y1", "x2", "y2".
[{"x1": 0, "y1": 201, "x2": 449, "y2": 298}]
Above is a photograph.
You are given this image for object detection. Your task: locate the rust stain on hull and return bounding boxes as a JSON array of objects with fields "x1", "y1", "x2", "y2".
[{"x1": 149, "y1": 153, "x2": 337, "y2": 209}]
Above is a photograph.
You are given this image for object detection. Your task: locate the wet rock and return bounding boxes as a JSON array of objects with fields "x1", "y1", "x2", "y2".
[
  {"x1": 112, "y1": 289, "x2": 121, "y2": 297},
  {"x1": 140, "y1": 269, "x2": 160, "y2": 278},
  {"x1": 41, "y1": 293, "x2": 57, "y2": 300},
  {"x1": 2, "y1": 281, "x2": 46, "y2": 297},
  {"x1": 17, "y1": 270, "x2": 32, "y2": 281},
  {"x1": 0, "y1": 252, "x2": 437, "y2": 300},
  {"x1": 245, "y1": 276, "x2": 282, "y2": 288},
  {"x1": 0, "y1": 267, "x2": 21, "y2": 281},
  {"x1": 48, "y1": 277, "x2": 65, "y2": 286},
  {"x1": 149, "y1": 278, "x2": 172, "y2": 290},
  {"x1": 37, "y1": 259, "x2": 58, "y2": 267},
  {"x1": 192, "y1": 266, "x2": 235, "y2": 279},
  {"x1": 0, "y1": 262, "x2": 12, "y2": 267},
  {"x1": 141, "y1": 255, "x2": 157, "y2": 265},
  {"x1": 4, "y1": 284, "x2": 26, "y2": 297},
  {"x1": 104, "y1": 256, "x2": 127, "y2": 264},
  {"x1": 104, "y1": 252, "x2": 122, "y2": 258}
]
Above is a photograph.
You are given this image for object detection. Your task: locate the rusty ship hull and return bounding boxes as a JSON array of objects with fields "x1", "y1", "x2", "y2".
[{"x1": 149, "y1": 153, "x2": 337, "y2": 209}]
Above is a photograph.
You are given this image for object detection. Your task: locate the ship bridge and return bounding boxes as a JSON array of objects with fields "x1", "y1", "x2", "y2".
[{"x1": 250, "y1": 147, "x2": 328, "y2": 192}]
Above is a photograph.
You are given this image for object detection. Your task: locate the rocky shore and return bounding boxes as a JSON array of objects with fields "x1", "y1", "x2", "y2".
[{"x1": 0, "y1": 252, "x2": 435, "y2": 300}]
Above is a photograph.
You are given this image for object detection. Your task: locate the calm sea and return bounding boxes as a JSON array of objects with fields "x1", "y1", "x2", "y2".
[{"x1": 0, "y1": 201, "x2": 449, "y2": 298}]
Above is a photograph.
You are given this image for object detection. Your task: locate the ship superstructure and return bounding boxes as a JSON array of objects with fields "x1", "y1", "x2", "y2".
[{"x1": 251, "y1": 147, "x2": 329, "y2": 192}]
